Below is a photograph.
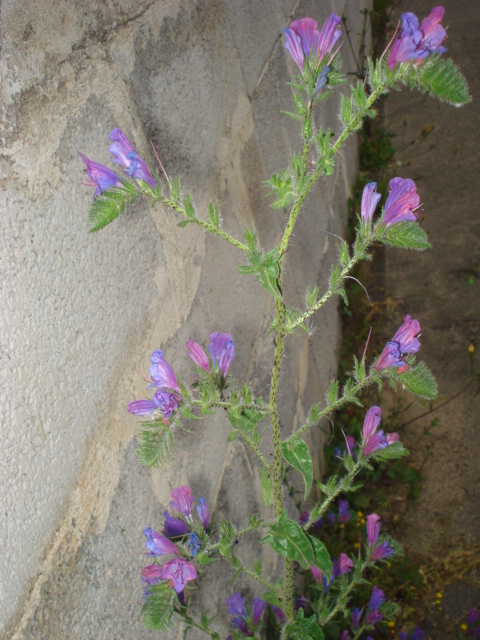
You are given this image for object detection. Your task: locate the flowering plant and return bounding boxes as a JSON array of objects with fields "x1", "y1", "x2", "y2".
[{"x1": 80, "y1": 6, "x2": 470, "y2": 639}]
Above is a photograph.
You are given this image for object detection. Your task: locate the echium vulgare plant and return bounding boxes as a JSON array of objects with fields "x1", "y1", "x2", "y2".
[{"x1": 80, "y1": 7, "x2": 470, "y2": 640}]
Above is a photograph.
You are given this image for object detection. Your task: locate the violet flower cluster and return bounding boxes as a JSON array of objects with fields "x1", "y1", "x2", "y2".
[
  {"x1": 80, "y1": 128, "x2": 156, "y2": 198},
  {"x1": 388, "y1": 6, "x2": 447, "y2": 70},
  {"x1": 187, "y1": 332, "x2": 235, "y2": 386},
  {"x1": 340, "y1": 587, "x2": 386, "y2": 639},
  {"x1": 128, "y1": 332, "x2": 235, "y2": 420},
  {"x1": 366, "y1": 513, "x2": 394, "y2": 560},
  {"x1": 361, "y1": 177, "x2": 421, "y2": 226},
  {"x1": 128, "y1": 349, "x2": 182, "y2": 421},
  {"x1": 282, "y1": 14, "x2": 341, "y2": 75},
  {"x1": 226, "y1": 592, "x2": 266, "y2": 638},
  {"x1": 360, "y1": 406, "x2": 399, "y2": 458},
  {"x1": 376, "y1": 315, "x2": 421, "y2": 373},
  {"x1": 141, "y1": 485, "x2": 209, "y2": 597}
]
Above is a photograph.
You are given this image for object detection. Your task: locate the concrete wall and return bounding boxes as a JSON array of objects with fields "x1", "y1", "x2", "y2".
[{"x1": 0, "y1": 1, "x2": 369, "y2": 637}]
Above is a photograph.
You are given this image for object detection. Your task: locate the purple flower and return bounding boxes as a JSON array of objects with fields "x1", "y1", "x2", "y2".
[
  {"x1": 226, "y1": 592, "x2": 248, "y2": 619},
  {"x1": 376, "y1": 315, "x2": 421, "y2": 372},
  {"x1": 127, "y1": 389, "x2": 179, "y2": 418},
  {"x1": 340, "y1": 632, "x2": 350, "y2": 640},
  {"x1": 299, "y1": 511, "x2": 309, "y2": 526},
  {"x1": 149, "y1": 349, "x2": 181, "y2": 393},
  {"x1": 366, "y1": 514, "x2": 395, "y2": 559},
  {"x1": 109, "y1": 128, "x2": 157, "y2": 188},
  {"x1": 383, "y1": 177, "x2": 420, "y2": 227},
  {"x1": 186, "y1": 340, "x2": 210, "y2": 373},
  {"x1": 365, "y1": 585, "x2": 385, "y2": 624},
  {"x1": 468, "y1": 610, "x2": 480, "y2": 626},
  {"x1": 411, "y1": 629, "x2": 425, "y2": 640},
  {"x1": 79, "y1": 153, "x2": 123, "y2": 198},
  {"x1": 195, "y1": 497, "x2": 210, "y2": 530},
  {"x1": 373, "y1": 540, "x2": 395, "y2": 560},
  {"x1": 143, "y1": 527, "x2": 179, "y2": 556},
  {"x1": 170, "y1": 485, "x2": 194, "y2": 521},
  {"x1": 361, "y1": 406, "x2": 399, "y2": 457},
  {"x1": 163, "y1": 510, "x2": 190, "y2": 538},
  {"x1": 333, "y1": 553, "x2": 354, "y2": 577},
  {"x1": 361, "y1": 182, "x2": 382, "y2": 222},
  {"x1": 141, "y1": 563, "x2": 163, "y2": 586},
  {"x1": 188, "y1": 532, "x2": 202, "y2": 557},
  {"x1": 208, "y1": 332, "x2": 235, "y2": 377},
  {"x1": 311, "y1": 565, "x2": 323, "y2": 583},
  {"x1": 226, "y1": 593, "x2": 250, "y2": 636},
  {"x1": 160, "y1": 557, "x2": 197, "y2": 593},
  {"x1": 388, "y1": 6, "x2": 447, "y2": 70},
  {"x1": 316, "y1": 14, "x2": 343, "y2": 60},
  {"x1": 338, "y1": 499, "x2": 351, "y2": 523},
  {"x1": 367, "y1": 513, "x2": 381, "y2": 547},
  {"x1": 295, "y1": 596, "x2": 308, "y2": 611},
  {"x1": 272, "y1": 606, "x2": 286, "y2": 623},
  {"x1": 282, "y1": 14, "x2": 341, "y2": 73},
  {"x1": 468, "y1": 608, "x2": 480, "y2": 636},
  {"x1": 351, "y1": 607, "x2": 363, "y2": 628},
  {"x1": 253, "y1": 598, "x2": 267, "y2": 625}
]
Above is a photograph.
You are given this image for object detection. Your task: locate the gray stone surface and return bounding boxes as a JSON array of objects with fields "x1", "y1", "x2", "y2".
[{"x1": 0, "y1": 1, "x2": 369, "y2": 637}]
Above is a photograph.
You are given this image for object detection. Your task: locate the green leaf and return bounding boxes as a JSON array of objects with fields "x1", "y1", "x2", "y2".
[
  {"x1": 326, "y1": 379, "x2": 339, "y2": 406},
  {"x1": 414, "y1": 55, "x2": 472, "y2": 106},
  {"x1": 353, "y1": 356, "x2": 366, "y2": 383},
  {"x1": 136, "y1": 421, "x2": 175, "y2": 468},
  {"x1": 371, "y1": 441, "x2": 409, "y2": 461},
  {"x1": 179, "y1": 405, "x2": 202, "y2": 420},
  {"x1": 257, "y1": 262, "x2": 282, "y2": 300},
  {"x1": 285, "y1": 609, "x2": 325, "y2": 640},
  {"x1": 260, "y1": 512, "x2": 315, "y2": 569},
  {"x1": 281, "y1": 437, "x2": 313, "y2": 499},
  {"x1": 260, "y1": 468, "x2": 273, "y2": 507},
  {"x1": 88, "y1": 183, "x2": 137, "y2": 232},
  {"x1": 141, "y1": 582, "x2": 175, "y2": 631},
  {"x1": 219, "y1": 519, "x2": 236, "y2": 557},
  {"x1": 227, "y1": 406, "x2": 264, "y2": 444},
  {"x1": 208, "y1": 201, "x2": 220, "y2": 227},
  {"x1": 302, "y1": 116, "x2": 313, "y2": 141},
  {"x1": 379, "y1": 221, "x2": 431, "y2": 250},
  {"x1": 309, "y1": 536, "x2": 333, "y2": 581},
  {"x1": 400, "y1": 361, "x2": 438, "y2": 399},
  {"x1": 265, "y1": 169, "x2": 294, "y2": 209}
]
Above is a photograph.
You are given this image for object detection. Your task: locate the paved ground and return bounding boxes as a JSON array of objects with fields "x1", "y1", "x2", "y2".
[{"x1": 378, "y1": 1, "x2": 480, "y2": 636}]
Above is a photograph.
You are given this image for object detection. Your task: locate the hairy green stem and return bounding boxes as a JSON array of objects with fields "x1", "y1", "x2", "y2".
[
  {"x1": 305, "y1": 459, "x2": 363, "y2": 530},
  {"x1": 238, "y1": 565, "x2": 279, "y2": 592},
  {"x1": 285, "y1": 374, "x2": 375, "y2": 444},
  {"x1": 159, "y1": 197, "x2": 248, "y2": 252},
  {"x1": 174, "y1": 611, "x2": 220, "y2": 639},
  {"x1": 322, "y1": 560, "x2": 368, "y2": 624},
  {"x1": 288, "y1": 254, "x2": 360, "y2": 331},
  {"x1": 237, "y1": 430, "x2": 271, "y2": 470}
]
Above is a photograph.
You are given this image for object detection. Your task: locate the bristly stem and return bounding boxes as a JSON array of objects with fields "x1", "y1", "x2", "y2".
[{"x1": 159, "y1": 197, "x2": 248, "y2": 252}]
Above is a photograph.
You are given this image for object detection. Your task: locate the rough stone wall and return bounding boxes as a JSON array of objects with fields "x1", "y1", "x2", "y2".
[{"x1": 0, "y1": 1, "x2": 369, "y2": 638}]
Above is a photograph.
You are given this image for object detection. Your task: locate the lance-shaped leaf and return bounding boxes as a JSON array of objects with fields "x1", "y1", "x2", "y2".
[
  {"x1": 141, "y1": 582, "x2": 175, "y2": 631},
  {"x1": 88, "y1": 183, "x2": 137, "y2": 232},
  {"x1": 281, "y1": 437, "x2": 313, "y2": 499},
  {"x1": 379, "y1": 221, "x2": 431, "y2": 250},
  {"x1": 400, "y1": 361, "x2": 437, "y2": 399},
  {"x1": 260, "y1": 511, "x2": 315, "y2": 569},
  {"x1": 309, "y1": 536, "x2": 333, "y2": 581},
  {"x1": 413, "y1": 55, "x2": 471, "y2": 106},
  {"x1": 227, "y1": 406, "x2": 264, "y2": 445}
]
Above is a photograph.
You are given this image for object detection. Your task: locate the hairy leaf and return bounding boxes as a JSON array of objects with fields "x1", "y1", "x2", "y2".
[{"x1": 281, "y1": 437, "x2": 313, "y2": 499}]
